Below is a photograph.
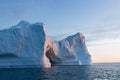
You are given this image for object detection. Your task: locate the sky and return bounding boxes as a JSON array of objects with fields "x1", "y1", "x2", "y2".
[{"x1": 0, "y1": 0, "x2": 120, "y2": 63}]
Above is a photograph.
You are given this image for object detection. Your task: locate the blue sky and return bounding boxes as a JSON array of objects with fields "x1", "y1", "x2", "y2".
[{"x1": 0, "y1": 0, "x2": 120, "y2": 62}]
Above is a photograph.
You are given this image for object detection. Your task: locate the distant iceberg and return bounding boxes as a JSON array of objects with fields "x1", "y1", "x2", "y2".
[{"x1": 0, "y1": 20, "x2": 92, "y2": 68}]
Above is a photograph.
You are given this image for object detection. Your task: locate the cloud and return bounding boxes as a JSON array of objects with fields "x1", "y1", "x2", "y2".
[{"x1": 85, "y1": 25, "x2": 120, "y2": 46}]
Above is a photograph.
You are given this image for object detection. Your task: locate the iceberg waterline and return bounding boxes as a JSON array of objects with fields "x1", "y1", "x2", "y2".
[{"x1": 0, "y1": 21, "x2": 92, "y2": 68}]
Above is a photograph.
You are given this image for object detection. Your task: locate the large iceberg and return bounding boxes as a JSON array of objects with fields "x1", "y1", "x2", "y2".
[
  {"x1": 0, "y1": 20, "x2": 92, "y2": 68},
  {"x1": 0, "y1": 20, "x2": 51, "y2": 68}
]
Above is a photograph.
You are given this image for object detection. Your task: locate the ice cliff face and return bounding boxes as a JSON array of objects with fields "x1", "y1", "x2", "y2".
[
  {"x1": 0, "y1": 20, "x2": 92, "y2": 68},
  {"x1": 0, "y1": 20, "x2": 51, "y2": 68}
]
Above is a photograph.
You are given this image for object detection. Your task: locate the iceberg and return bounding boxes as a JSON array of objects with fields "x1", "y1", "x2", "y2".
[
  {"x1": 46, "y1": 33, "x2": 92, "y2": 65},
  {"x1": 0, "y1": 20, "x2": 51, "y2": 68},
  {"x1": 0, "y1": 20, "x2": 92, "y2": 68}
]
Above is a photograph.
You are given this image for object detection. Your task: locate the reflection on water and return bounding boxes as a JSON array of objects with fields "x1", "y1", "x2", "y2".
[{"x1": 0, "y1": 63, "x2": 120, "y2": 80}]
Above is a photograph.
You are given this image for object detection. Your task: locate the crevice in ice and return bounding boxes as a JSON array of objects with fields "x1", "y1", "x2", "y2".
[{"x1": 45, "y1": 45, "x2": 61, "y2": 66}]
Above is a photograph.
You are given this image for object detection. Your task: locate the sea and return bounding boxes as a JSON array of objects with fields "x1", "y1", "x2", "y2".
[{"x1": 0, "y1": 63, "x2": 120, "y2": 80}]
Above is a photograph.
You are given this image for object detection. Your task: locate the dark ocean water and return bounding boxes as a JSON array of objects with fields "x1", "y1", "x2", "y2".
[{"x1": 0, "y1": 63, "x2": 120, "y2": 80}]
